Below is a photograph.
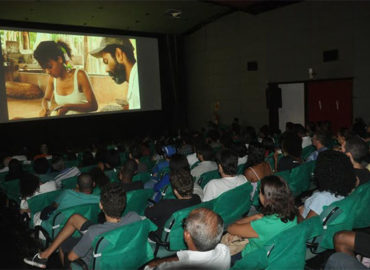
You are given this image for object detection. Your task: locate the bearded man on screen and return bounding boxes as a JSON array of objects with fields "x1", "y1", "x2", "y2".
[{"x1": 90, "y1": 37, "x2": 140, "y2": 110}]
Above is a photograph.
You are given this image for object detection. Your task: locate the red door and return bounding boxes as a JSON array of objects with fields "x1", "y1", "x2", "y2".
[{"x1": 307, "y1": 79, "x2": 352, "y2": 133}]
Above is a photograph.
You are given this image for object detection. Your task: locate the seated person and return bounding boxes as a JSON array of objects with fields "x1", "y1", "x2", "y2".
[
  {"x1": 244, "y1": 143, "x2": 273, "y2": 198},
  {"x1": 325, "y1": 230, "x2": 370, "y2": 270},
  {"x1": 24, "y1": 182, "x2": 141, "y2": 268},
  {"x1": 151, "y1": 145, "x2": 176, "y2": 181},
  {"x1": 5, "y1": 158, "x2": 24, "y2": 181},
  {"x1": 33, "y1": 144, "x2": 52, "y2": 161},
  {"x1": 145, "y1": 169, "x2": 201, "y2": 239},
  {"x1": 119, "y1": 159, "x2": 143, "y2": 192},
  {"x1": 306, "y1": 131, "x2": 330, "y2": 162},
  {"x1": 342, "y1": 135, "x2": 370, "y2": 186},
  {"x1": 274, "y1": 132, "x2": 302, "y2": 172},
  {"x1": 88, "y1": 167, "x2": 110, "y2": 195},
  {"x1": 202, "y1": 149, "x2": 247, "y2": 202},
  {"x1": 19, "y1": 173, "x2": 58, "y2": 219},
  {"x1": 191, "y1": 143, "x2": 218, "y2": 182},
  {"x1": 52, "y1": 154, "x2": 80, "y2": 188},
  {"x1": 33, "y1": 157, "x2": 55, "y2": 182},
  {"x1": 299, "y1": 150, "x2": 357, "y2": 221},
  {"x1": 78, "y1": 150, "x2": 96, "y2": 167},
  {"x1": 97, "y1": 149, "x2": 121, "y2": 171},
  {"x1": 145, "y1": 208, "x2": 230, "y2": 270},
  {"x1": 231, "y1": 142, "x2": 248, "y2": 166},
  {"x1": 129, "y1": 144, "x2": 148, "y2": 173},
  {"x1": 225, "y1": 175, "x2": 297, "y2": 259}
]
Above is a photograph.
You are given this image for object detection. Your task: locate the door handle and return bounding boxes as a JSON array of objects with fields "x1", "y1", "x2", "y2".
[{"x1": 318, "y1": 100, "x2": 322, "y2": 110}]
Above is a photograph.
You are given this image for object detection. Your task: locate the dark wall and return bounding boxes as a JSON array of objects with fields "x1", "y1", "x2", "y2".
[{"x1": 0, "y1": 20, "x2": 186, "y2": 153}]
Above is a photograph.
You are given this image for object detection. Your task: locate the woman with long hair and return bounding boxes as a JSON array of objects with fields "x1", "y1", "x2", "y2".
[{"x1": 34, "y1": 40, "x2": 97, "y2": 116}]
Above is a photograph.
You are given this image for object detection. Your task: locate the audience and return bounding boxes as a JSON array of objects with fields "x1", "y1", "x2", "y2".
[
  {"x1": 145, "y1": 208, "x2": 230, "y2": 270},
  {"x1": 306, "y1": 131, "x2": 329, "y2": 162},
  {"x1": 299, "y1": 150, "x2": 357, "y2": 221},
  {"x1": 275, "y1": 132, "x2": 302, "y2": 172},
  {"x1": 5, "y1": 158, "x2": 24, "y2": 181},
  {"x1": 190, "y1": 143, "x2": 218, "y2": 182},
  {"x1": 119, "y1": 158, "x2": 143, "y2": 192},
  {"x1": 24, "y1": 182, "x2": 141, "y2": 268},
  {"x1": 202, "y1": 149, "x2": 247, "y2": 202}
]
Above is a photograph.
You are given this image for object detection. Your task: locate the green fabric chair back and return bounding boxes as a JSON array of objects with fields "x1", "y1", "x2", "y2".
[
  {"x1": 163, "y1": 201, "x2": 214, "y2": 251},
  {"x1": 265, "y1": 153, "x2": 282, "y2": 171},
  {"x1": 140, "y1": 156, "x2": 155, "y2": 171},
  {"x1": 160, "y1": 184, "x2": 176, "y2": 200},
  {"x1": 61, "y1": 176, "x2": 79, "y2": 190},
  {"x1": 302, "y1": 145, "x2": 316, "y2": 160},
  {"x1": 104, "y1": 169, "x2": 119, "y2": 183},
  {"x1": 64, "y1": 160, "x2": 79, "y2": 168},
  {"x1": 132, "y1": 172, "x2": 152, "y2": 183},
  {"x1": 237, "y1": 164, "x2": 246, "y2": 175},
  {"x1": 0, "y1": 171, "x2": 9, "y2": 182},
  {"x1": 119, "y1": 152, "x2": 128, "y2": 166},
  {"x1": 79, "y1": 165, "x2": 97, "y2": 173},
  {"x1": 212, "y1": 183, "x2": 253, "y2": 226},
  {"x1": 41, "y1": 203, "x2": 101, "y2": 240},
  {"x1": 0, "y1": 178, "x2": 20, "y2": 204},
  {"x1": 27, "y1": 189, "x2": 63, "y2": 227},
  {"x1": 274, "y1": 161, "x2": 315, "y2": 197},
  {"x1": 316, "y1": 182, "x2": 370, "y2": 251},
  {"x1": 198, "y1": 170, "x2": 221, "y2": 188},
  {"x1": 89, "y1": 219, "x2": 157, "y2": 270},
  {"x1": 92, "y1": 187, "x2": 101, "y2": 196},
  {"x1": 232, "y1": 216, "x2": 323, "y2": 270},
  {"x1": 123, "y1": 189, "x2": 154, "y2": 216}
]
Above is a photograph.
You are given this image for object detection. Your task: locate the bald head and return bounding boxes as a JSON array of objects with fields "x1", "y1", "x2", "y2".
[{"x1": 184, "y1": 208, "x2": 223, "y2": 251}]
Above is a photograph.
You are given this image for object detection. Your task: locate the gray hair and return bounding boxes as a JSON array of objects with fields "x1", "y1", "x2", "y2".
[{"x1": 184, "y1": 208, "x2": 224, "y2": 251}]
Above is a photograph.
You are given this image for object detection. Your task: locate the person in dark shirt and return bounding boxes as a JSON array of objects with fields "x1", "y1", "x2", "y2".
[
  {"x1": 342, "y1": 135, "x2": 370, "y2": 186},
  {"x1": 145, "y1": 169, "x2": 201, "y2": 239},
  {"x1": 119, "y1": 159, "x2": 143, "y2": 192},
  {"x1": 275, "y1": 132, "x2": 302, "y2": 172}
]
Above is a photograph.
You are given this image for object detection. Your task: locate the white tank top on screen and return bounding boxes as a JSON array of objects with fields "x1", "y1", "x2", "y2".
[{"x1": 53, "y1": 69, "x2": 87, "y2": 108}]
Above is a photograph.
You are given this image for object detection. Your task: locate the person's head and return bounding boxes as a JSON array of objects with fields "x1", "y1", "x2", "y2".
[
  {"x1": 245, "y1": 142, "x2": 265, "y2": 168},
  {"x1": 183, "y1": 208, "x2": 224, "y2": 251},
  {"x1": 343, "y1": 135, "x2": 369, "y2": 165},
  {"x1": 312, "y1": 131, "x2": 329, "y2": 149},
  {"x1": 294, "y1": 124, "x2": 307, "y2": 138},
  {"x1": 230, "y1": 142, "x2": 248, "y2": 158},
  {"x1": 40, "y1": 144, "x2": 49, "y2": 155},
  {"x1": 8, "y1": 159, "x2": 23, "y2": 176},
  {"x1": 337, "y1": 128, "x2": 350, "y2": 146},
  {"x1": 33, "y1": 157, "x2": 50, "y2": 174},
  {"x1": 90, "y1": 37, "x2": 136, "y2": 84},
  {"x1": 51, "y1": 154, "x2": 65, "y2": 172},
  {"x1": 196, "y1": 144, "x2": 214, "y2": 162},
  {"x1": 34, "y1": 41, "x2": 72, "y2": 78},
  {"x1": 262, "y1": 137, "x2": 275, "y2": 155},
  {"x1": 19, "y1": 173, "x2": 40, "y2": 198},
  {"x1": 285, "y1": 122, "x2": 295, "y2": 133},
  {"x1": 89, "y1": 167, "x2": 110, "y2": 188},
  {"x1": 259, "y1": 175, "x2": 297, "y2": 222},
  {"x1": 100, "y1": 182, "x2": 126, "y2": 219},
  {"x1": 315, "y1": 150, "x2": 356, "y2": 197},
  {"x1": 169, "y1": 154, "x2": 190, "y2": 172},
  {"x1": 104, "y1": 149, "x2": 121, "y2": 169},
  {"x1": 281, "y1": 132, "x2": 302, "y2": 158},
  {"x1": 119, "y1": 159, "x2": 138, "y2": 184},
  {"x1": 77, "y1": 173, "x2": 94, "y2": 194},
  {"x1": 129, "y1": 144, "x2": 142, "y2": 161},
  {"x1": 80, "y1": 150, "x2": 96, "y2": 167},
  {"x1": 217, "y1": 149, "x2": 238, "y2": 176},
  {"x1": 170, "y1": 169, "x2": 194, "y2": 199}
]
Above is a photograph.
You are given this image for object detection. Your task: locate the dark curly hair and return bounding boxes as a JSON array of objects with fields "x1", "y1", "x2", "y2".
[
  {"x1": 314, "y1": 150, "x2": 356, "y2": 197},
  {"x1": 260, "y1": 175, "x2": 298, "y2": 223},
  {"x1": 245, "y1": 142, "x2": 265, "y2": 168},
  {"x1": 100, "y1": 182, "x2": 126, "y2": 218},
  {"x1": 34, "y1": 40, "x2": 72, "y2": 69},
  {"x1": 19, "y1": 173, "x2": 40, "y2": 198}
]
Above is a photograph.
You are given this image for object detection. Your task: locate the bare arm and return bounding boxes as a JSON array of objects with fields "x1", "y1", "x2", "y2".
[
  {"x1": 228, "y1": 220, "x2": 259, "y2": 239},
  {"x1": 146, "y1": 255, "x2": 179, "y2": 268},
  {"x1": 298, "y1": 205, "x2": 318, "y2": 223},
  {"x1": 67, "y1": 250, "x2": 79, "y2": 262},
  {"x1": 57, "y1": 70, "x2": 98, "y2": 115},
  {"x1": 39, "y1": 76, "x2": 54, "y2": 117}
]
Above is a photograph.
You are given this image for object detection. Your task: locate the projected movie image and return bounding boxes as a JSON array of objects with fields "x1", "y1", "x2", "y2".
[{"x1": 0, "y1": 30, "x2": 140, "y2": 120}]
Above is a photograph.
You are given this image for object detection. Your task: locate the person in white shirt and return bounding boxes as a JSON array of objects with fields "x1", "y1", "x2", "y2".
[
  {"x1": 145, "y1": 208, "x2": 230, "y2": 270},
  {"x1": 90, "y1": 37, "x2": 140, "y2": 110},
  {"x1": 202, "y1": 149, "x2": 247, "y2": 202},
  {"x1": 191, "y1": 144, "x2": 218, "y2": 182}
]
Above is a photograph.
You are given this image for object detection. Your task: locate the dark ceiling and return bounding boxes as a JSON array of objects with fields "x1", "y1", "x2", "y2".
[{"x1": 0, "y1": 0, "x2": 300, "y2": 35}]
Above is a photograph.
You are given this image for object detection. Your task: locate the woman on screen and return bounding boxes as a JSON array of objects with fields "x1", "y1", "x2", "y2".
[{"x1": 34, "y1": 41, "x2": 98, "y2": 116}]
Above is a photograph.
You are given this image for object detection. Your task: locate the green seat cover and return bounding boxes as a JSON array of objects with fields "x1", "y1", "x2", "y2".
[
  {"x1": 132, "y1": 172, "x2": 152, "y2": 183},
  {"x1": 198, "y1": 170, "x2": 221, "y2": 189},
  {"x1": 302, "y1": 145, "x2": 316, "y2": 160},
  {"x1": 212, "y1": 183, "x2": 253, "y2": 226},
  {"x1": 123, "y1": 189, "x2": 154, "y2": 216},
  {"x1": 232, "y1": 216, "x2": 323, "y2": 270},
  {"x1": 237, "y1": 164, "x2": 246, "y2": 175},
  {"x1": 87, "y1": 219, "x2": 157, "y2": 270},
  {"x1": 79, "y1": 165, "x2": 97, "y2": 173},
  {"x1": 61, "y1": 176, "x2": 79, "y2": 190},
  {"x1": 0, "y1": 178, "x2": 20, "y2": 204},
  {"x1": 27, "y1": 189, "x2": 63, "y2": 227}
]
